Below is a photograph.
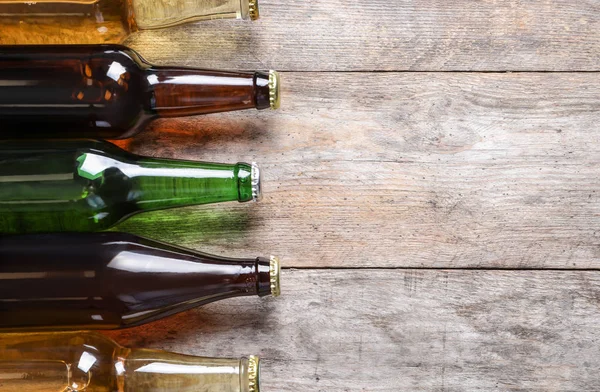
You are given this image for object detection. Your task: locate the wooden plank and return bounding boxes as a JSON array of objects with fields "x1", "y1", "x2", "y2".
[
  {"x1": 106, "y1": 269, "x2": 600, "y2": 391},
  {"x1": 128, "y1": 0, "x2": 600, "y2": 72},
  {"x1": 115, "y1": 71, "x2": 600, "y2": 269}
]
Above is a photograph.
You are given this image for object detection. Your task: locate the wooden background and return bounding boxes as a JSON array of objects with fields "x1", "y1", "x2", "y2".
[{"x1": 107, "y1": 1, "x2": 600, "y2": 390}]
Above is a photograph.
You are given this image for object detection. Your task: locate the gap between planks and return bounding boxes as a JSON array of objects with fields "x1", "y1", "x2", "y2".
[{"x1": 285, "y1": 266, "x2": 600, "y2": 272}]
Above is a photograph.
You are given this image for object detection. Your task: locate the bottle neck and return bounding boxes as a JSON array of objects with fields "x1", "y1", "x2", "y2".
[
  {"x1": 146, "y1": 68, "x2": 272, "y2": 117},
  {"x1": 111, "y1": 158, "x2": 260, "y2": 210},
  {"x1": 132, "y1": 0, "x2": 259, "y2": 30},
  {"x1": 126, "y1": 236, "x2": 276, "y2": 298},
  {"x1": 110, "y1": 254, "x2": 273, "y2": 327},
  {"x1": 121, "y1": 351, "x2": 259, "y2": 392}
]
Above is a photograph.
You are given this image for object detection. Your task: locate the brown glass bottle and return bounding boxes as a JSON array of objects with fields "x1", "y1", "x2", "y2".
[
  {"x1": 0, "y1": 232, "x2": 281, "y2": 331},
  {"x1": 0, "y1": 0, "x2": 260, "y2": 45},
  {"x1": 0, "y1": 45, "x2": 280, "y2": 139},
  {"x1": 0, "y1": 331, "x2": 261, "y2": 392}
]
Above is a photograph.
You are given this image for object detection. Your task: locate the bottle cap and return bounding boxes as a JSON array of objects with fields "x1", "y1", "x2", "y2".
[
  {"x1": 248, "y1": 355, "x2": 260, "y2": 392},
  {"x1": 270, "y1": 255, "x2": 281, "y2": 297},
  {"x1": 249, "y1": 0, "x2": 260, "y2": 20},
  {"x1": 251, "y1": 162, "x2": 262, "y2": 202},
  {"x1": 269, "y1": 70, "x2": 281, "y2": 110}
]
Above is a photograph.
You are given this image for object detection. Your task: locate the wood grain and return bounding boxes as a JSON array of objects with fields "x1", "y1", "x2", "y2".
[
  {"x1": 111, "y1": 2, "x2": 600, "y2": 390},
  {"x1": 100, "y1": 2, "x2": 600, "y2": 390},
  {"x1": 105, "y1": 269, "x2": 600, "y2": 391},
  {"x1": 127, "y1": 0, "x2": 600, "y2": 71},
  {"x1": 115, "y1": 72, "x2": 600, "y2": 269}
]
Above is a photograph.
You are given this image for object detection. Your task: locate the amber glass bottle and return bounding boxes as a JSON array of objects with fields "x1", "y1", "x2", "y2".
[
  {"x1": 0, "y1": 331, "x2": 261, "y2": 391},
  {"x1": 0, "y1": 45, "x2": 280, "y2": 139},
  {"x1": 0, "y1": 0, "x2": 260, "y2": 44},
  {"x1": 0, "y1": 232, "x2": 281, "y2": 331}
]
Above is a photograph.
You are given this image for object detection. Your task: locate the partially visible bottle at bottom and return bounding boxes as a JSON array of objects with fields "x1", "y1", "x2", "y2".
[{"x1": 0, "y1": 331, "x2": 261, "y2": 392}]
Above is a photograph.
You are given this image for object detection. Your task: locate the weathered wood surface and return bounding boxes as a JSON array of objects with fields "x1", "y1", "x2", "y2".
[
  {"x1": 106, "y1": 269, "x2": 600, "y2": 391},
  {"x1": 116, "y1": 72, "x2": 600, "y2": 269},
  {"x1": 128, "y1": 0, "x2": 600, "y2": 71},
  {"x1": 111, "y1": 1, "x2": 600, "y2": 390}
]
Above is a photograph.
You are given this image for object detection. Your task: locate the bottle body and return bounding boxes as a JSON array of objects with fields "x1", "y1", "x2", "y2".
[
  {"x1": 0, "y1": 331, "x2": 260, "y2": 391},
  {"x1": 0, "y1": 0, "x2": 258, "y2": 45},
  {"x1": 0, "y1": 139, "x2": 260, "y2": 234},
  {"x1": 0, "y1": 45, "x2": 278, "y2": 139},
  {"x1": 0, "y1": 232, "x2": 279, "y2": 330}
]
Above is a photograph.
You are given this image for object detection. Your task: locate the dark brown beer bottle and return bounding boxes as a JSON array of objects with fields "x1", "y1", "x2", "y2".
[
  {"x1": 0, "y1": 45, "x2": 280, "y2": 139},
  {"x1": 0, "y1": 232, "x2": 281, "y2": 331}
]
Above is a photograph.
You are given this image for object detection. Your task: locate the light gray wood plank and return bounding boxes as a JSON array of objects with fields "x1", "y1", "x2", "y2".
[
  {"x1": 115, "y1": 72, "x2": 600, "y2": 269},
  {"x1": 106, "y1": 269, "x2": 600, "y2": 392},
  {"x1": 128, "y1": 0, "x2": 600, "y2": 71}
]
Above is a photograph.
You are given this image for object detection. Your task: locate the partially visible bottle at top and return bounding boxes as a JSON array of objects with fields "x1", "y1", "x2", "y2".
[
  {"x1": 0, "y1": 232, "x2": 281, "y2": 330},
  {"x1": 0, "y1": 0, "x2": 260, "y2": 44},
  {"x1": 0, "y1": 331, "x2": 262, "y2": 391},
  {"x1": 0, "y1": 139, "x2": 263, "y2": 234},
  {"x1": 0, "y1": 45, "x2": 281, "y2": 139}
]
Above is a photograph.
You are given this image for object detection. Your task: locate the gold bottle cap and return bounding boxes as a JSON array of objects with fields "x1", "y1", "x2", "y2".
[
  {"x1": 268, "y1": 70, "x2": 281, "y2": 110},
  {"x1": 249, "y1": 0, "x2": 260, "y2": 20},
  {"x1": 248, "y1": 355, "x2": 260, "y2": 392},
  {"x1": 251, "y1": 162, "x2": 262, "y2": 202},
  {"x1": 270, "y1": 255, "x2": 281, "y2": 297}
]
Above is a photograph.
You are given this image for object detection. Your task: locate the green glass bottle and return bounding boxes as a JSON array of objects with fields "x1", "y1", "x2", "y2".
[{"x1": 0, "y1": 139, "x2": 262, "y2": 234}]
